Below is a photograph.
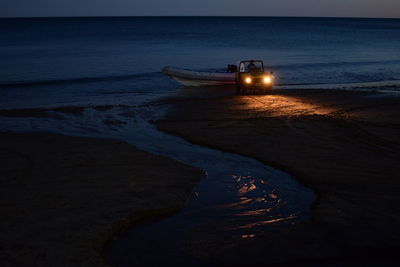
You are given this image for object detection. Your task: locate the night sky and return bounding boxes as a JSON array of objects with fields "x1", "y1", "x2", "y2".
[{"x1": 1, "y1": 0, "x2": 399, "y2": 18}]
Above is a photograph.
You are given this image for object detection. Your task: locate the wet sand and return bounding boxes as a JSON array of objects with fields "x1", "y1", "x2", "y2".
[
  {"x1": 0, "y1": 133, "x2": 204, "y2": 266},
  {"x1": 156, "y1": 89, "x2": 400, "y2": 264}
]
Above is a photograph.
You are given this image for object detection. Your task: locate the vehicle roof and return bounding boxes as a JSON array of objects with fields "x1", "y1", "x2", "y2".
[{"x1": 238, "y1": 60, "x2": 264, "y2": 63}]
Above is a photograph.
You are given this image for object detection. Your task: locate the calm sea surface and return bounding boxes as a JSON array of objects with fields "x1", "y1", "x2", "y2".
[{"x1": 1, "y1": 17, "x2": 400, "y2": 108}]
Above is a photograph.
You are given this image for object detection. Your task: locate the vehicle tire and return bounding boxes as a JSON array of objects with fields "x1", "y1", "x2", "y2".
[
  {"x1": 236, "y1": 85, "x2": 241, "y2": 94},
  {"x1": 239, "y1": 85, "x2": 245, "y2": 95}
]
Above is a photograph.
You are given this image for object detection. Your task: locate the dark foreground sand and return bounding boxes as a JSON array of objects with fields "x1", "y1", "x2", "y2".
[
  {"x1": 0, "y1": 133, "x2": 203, "y2": 267},
  {"x1": 157, "y1": 89, "x2": 400, "y2": 264}
]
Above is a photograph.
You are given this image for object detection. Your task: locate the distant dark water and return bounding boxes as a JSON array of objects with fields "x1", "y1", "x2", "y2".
[{"x1": 1, "y1": 17, "x2": 400, "y2": 108}]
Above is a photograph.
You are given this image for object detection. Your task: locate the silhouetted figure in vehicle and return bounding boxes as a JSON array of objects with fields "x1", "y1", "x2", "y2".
[{"x1": 247, "y1": 60, "x2": 257, "y2": 73}]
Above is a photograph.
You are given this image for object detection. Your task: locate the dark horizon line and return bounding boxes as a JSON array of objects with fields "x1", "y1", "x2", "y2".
[{"x1": 1, "y1": 15, "x2": 399, "y2": 20}]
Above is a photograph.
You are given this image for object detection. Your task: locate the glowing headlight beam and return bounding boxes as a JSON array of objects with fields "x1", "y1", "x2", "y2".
[
  {"x1": 263, "y1": 76, "x2": 272, "y2": 84},
  {"x1": 245, "y1": 77, "x2": 252, "y2": 84}
]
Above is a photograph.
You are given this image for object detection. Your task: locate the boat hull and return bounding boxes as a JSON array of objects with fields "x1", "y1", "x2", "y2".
[
  {"x1": 171, "y1": 76, "x2": 236, "y2": 86},
  {"x1": 162, "y1": 66, "x2": 236, "y2": 87}
]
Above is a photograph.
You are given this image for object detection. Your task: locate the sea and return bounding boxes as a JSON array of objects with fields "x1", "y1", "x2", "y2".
[
  {"x1": 1, "y1": 17, "x2": 400, "y2": 265},
  {"x1": 1, "y1": 17, "x2": 400, "y2": 109}
]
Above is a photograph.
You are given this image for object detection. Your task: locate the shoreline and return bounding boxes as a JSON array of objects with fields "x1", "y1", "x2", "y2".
[
  {"x1": 0, "y1": 132, "x2": 204, "y2": 266},
  {"x1": 156, "y1": 88, "x2": 400, "y2": 263}
]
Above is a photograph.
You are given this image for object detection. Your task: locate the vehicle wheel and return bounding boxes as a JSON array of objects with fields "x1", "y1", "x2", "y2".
[
  {"x1": 263, "y1": 86, "x2": 272, "y2": 95},
  {"x1": 239, "y1": 85, "x2": 245, "y2": 95},
  {"x1": 236, "y1": 85, "x2": 241, "y2": 94}
]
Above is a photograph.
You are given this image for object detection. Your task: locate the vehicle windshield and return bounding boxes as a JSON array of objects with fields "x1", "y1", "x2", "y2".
[{"x1": 239, "y1": 61, "x2": 263, "y2": 73}]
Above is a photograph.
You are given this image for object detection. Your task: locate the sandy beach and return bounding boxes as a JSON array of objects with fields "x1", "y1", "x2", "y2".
[
  {"x1": 0, "y1": 133, "x2": 204, "y2": 266},
  {"x1": 156, "y1": 88, "x2": 400, "y2": 264},
  {"x1": 1, "y1": 88, "x2": 399, "y2": 266}
]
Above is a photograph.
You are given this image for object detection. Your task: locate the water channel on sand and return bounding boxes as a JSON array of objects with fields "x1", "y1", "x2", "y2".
[{"x1": 0, "y1": 89, "x2": 315, "y2": 266}]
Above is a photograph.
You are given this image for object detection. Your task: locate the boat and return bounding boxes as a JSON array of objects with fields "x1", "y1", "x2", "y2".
[
  {"x1": 162, "y1": 60, "x2": 274, "y2": 93},
  {"x1": 162, "y1": 66, "x2": 236, "y2": 86}
]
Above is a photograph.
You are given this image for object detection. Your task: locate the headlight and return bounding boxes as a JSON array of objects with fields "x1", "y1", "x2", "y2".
[
  {"x1": 263, "y1": 76, "x2": 272, "y2": 84},
  {"x1": 245, "y1": 77, "x2": 252, "y2": 84}
]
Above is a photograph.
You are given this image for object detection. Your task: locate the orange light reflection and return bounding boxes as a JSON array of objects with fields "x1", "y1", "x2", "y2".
[
  {"x1": 240, "y1": 95, "x2": 335, "y2": 117},
  {"x1": 238, "y1": 214, "x2": 297, "y2": 229},
  {"x1": 241, "y1": 234, "x2": 256, "y2": 238}
]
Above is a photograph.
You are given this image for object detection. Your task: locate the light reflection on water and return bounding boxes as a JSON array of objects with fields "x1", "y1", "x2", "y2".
[
  {"x1": 0, "y1": 101, "x2": 314, "y2": 266},
  {"x1": 102, "y1": 104, "x2": 313, "y2": 266}
]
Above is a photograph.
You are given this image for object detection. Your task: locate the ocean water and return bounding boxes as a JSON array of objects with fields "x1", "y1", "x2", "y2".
[{"x1": 1, "y1": 17, "x2": 400, "y2": 109}]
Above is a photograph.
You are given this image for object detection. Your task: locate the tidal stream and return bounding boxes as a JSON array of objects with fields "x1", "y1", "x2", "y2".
[{"x1": 0, "y1": 100, "x2": 314, "y2": 266}]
